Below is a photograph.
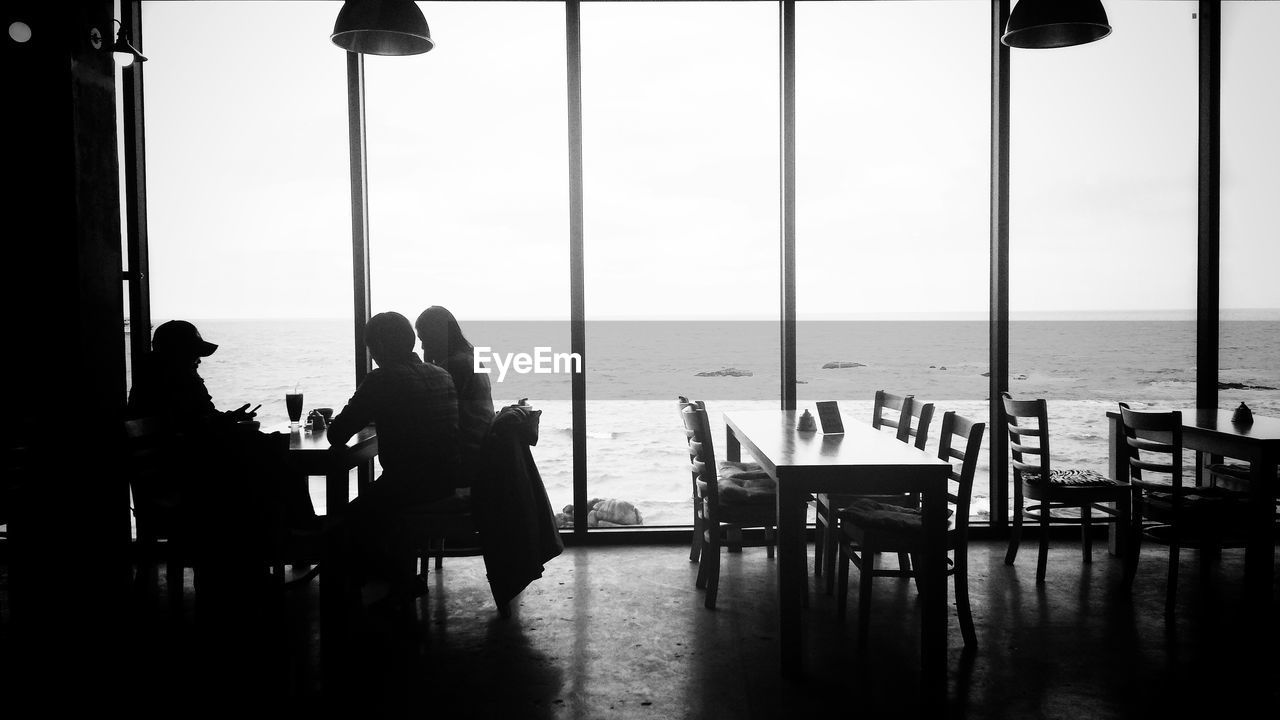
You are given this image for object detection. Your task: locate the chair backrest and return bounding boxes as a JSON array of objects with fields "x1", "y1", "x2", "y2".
[
  {"x1": 872, "y1": 390, "x2": 914, "y2": 443},
  {"x1": 872, "y1": 390, "x2": 933, "y2": 450},
  {"x1": 680, "y1": 400, "x2": 721, "y2": 521},
  {"x1": 123, "y1": 415, "x2": 174, "y2": 481},
  {"x1": 1118, "y1": 402, "x2": 1184, "y2": 501},
  {"x1": 936, "y1": 411, "x2": 985, "y2": 535},
  {"x1": 1001, "y1": 392, "x2": 1051, "y2": 479},
  {"x1": 677, "y1": 395, "x2": 699, "y2": 502},
  {"x1": 906, "y1": 399, "x2": 935, "y2": 451}
]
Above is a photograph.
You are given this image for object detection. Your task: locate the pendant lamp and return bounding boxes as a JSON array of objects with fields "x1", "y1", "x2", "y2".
[
  {"x1": 113, "y1": 20, "x2": 147, "y2": 66},
  {"x1": 1002, "y1": 0, "x2": 1112, "y2": 49},
  {"x1": 331, "y1": 0, "x2": 434, "y2": 56}
]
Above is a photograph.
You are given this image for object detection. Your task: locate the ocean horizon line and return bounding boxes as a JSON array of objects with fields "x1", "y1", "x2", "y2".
[{"x1": 134, "y1": 309, "x2": 1280, "y2": 324}]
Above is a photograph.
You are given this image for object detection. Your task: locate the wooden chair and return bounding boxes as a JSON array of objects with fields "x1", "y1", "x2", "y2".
[
  {"x1": 836, "y1": 410, "x2": 985, "y2": 648},
  {"x1": 680, "y1": 400, "x2": 777, "y2": 609},
  {"x1": 814, "y1": 391, "x2": 933, "y2": 594},
  {"x1": 1118, "y1": 404, "x2": 1249, "y2": 617},
  {"x1": 678, "y1": 396, "x2": 766, "y2": 564},
  {"x1": 396, "y1": 494, "x2": 502, "y2": 612},
  {"x1": 1002, "y1": 392, "x2": 1130, "y2": 583},
  {"x1": 124, "y1": 416, "x2": 191, "y2": 610},
  {"x1": 125, "y1": 419, "x2": 321, "y2": 609}
]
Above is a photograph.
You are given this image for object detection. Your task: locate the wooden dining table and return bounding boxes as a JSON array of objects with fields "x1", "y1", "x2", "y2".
[
  {"x1": 1106, "y1": 408, "x2": 1279, "y2": 602},
  {"x1": 283, "y1": 423, "x2": 378, "y2": 692},
  {"x1": 723, "y1": 407, "x2": 953, "y2": 702}
]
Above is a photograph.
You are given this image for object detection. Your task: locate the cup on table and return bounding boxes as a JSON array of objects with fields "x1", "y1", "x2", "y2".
[{"x1": 286, "y1": 391, "x2": 304, "y2": 427}]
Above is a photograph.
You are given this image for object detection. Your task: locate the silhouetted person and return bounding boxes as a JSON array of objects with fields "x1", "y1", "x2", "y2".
[
  {"x1": 125, "y1": 320, "x2": 315, "y2": 614},
  {"x1": 416, "y1": 305, "x2": 495, "y2": 489},
  {"x1": 329, "y1": 311, "x2": 460, "y2": 587},
  {"x1": 126, "y1": 320, "x2": 256, "y2": 428}
]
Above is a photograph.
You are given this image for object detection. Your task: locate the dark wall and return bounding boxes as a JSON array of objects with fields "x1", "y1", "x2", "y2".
[{"x1": 3, "y1": 0, "x2": 131, "y2": 704}]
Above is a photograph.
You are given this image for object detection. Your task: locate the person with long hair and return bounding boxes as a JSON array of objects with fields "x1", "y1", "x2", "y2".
[{"x1": 415, "y1": 306, "x2": 495, "y2": 488}]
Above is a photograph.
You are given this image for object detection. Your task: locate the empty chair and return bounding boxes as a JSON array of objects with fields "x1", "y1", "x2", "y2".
[
  {"x1": 835, "y1": 410, "x2": 985, "y2": 648},
  {"x1": 1002, "y1": 392, "x2": 1130, "y2": 583},
  {"x1": 814, "y1": 391, "x2": 934, "y2": 594},
  {"x1": 680, "y1": 399, "x2": 777, "y2": 609},
  {"x1": 679, "y1": 396, "x2": 767, "y2": 563},
  {"x1": 1118, "y1": 403, "x2": 1249, "y2": 617}
]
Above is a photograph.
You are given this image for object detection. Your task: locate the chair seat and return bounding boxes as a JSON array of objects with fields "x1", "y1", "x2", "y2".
[
  {"x1": 715, "y1": 501, "x2": 778, "y2": 527},
  {"x1": 1207, "y1": 461, "x2": 1280, "y2": 482},
  {"x1": 718, "y1": 460, "x2": 765, "y2": 478},
  {"x1": 1021, "y1": 468, "x2": 1118, "y2": 487},
  {"x1": 701, "y1": 462, "x2": 776, "y2": 506},
  {"x1": 400, "y1": 491, "x2": 476, "y2": 541},
  {"x1": 838, "y1": 498, "x2": 954, "y2": 534},
  {"x1": 1141, "y1": 520, "x2": 1249, "y2": 548},
  {"x1": 1143, "y1": 487, "x2": 1247, "y2": 516}
]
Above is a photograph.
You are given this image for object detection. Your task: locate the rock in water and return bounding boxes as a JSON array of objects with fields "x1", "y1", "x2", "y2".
[
  {"x1": 586, "y1": 498, "x2": 644, "y2": 526},
  {"x1": 695, "y1": 367, "x2": 753, "y2": 377}
]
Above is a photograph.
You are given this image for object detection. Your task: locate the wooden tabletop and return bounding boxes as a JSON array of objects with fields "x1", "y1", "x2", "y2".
[
  {"x1": 724, "y1": 408, "x2": 949, "y2": 491},
  {"x1": 277, "y1": 424, "x2": 378, "y2": 453},
  {"x1": 1181, "y1": 409, "x2": 1280, "y2": 443}
]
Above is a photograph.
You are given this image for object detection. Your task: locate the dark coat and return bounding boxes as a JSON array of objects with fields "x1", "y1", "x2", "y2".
[{"x1": 474, "y1": 404, "x2": 564, "y2": 609}]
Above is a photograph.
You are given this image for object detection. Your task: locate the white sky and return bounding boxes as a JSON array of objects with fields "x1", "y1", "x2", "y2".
[{"x1": 133, "y1": 1, "x2": 1280, "y2": 321}]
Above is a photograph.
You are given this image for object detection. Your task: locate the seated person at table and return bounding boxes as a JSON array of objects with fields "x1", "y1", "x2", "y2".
[
  {"x1": 329, "y1": 311, "x2": 460, "y2": 585},
  {"x1": 416, "y1": 305, "x2": 495, "y2": 489},
  {"x1": 125, "y1": 320, "x2": 315, "y2": 594},
  {"x1": 126, "y1": 320, "x2": 258, "y2": 430}
]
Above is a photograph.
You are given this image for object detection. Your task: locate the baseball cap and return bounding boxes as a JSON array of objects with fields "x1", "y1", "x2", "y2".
[{"x1": 152, "y1": 320, "x2": 218, "y2": 357}]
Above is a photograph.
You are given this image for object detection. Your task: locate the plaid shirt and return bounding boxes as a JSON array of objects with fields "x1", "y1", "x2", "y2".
[{"x1": 329, "y1": 353, "x2": 459, "y2": 487}]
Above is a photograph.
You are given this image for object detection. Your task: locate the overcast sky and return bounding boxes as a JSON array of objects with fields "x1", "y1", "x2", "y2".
[{"x1": 131, "y1": 1, "x2": 1279, "y2": 321}]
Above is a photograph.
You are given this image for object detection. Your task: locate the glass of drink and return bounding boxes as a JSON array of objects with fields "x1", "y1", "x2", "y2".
[{"x1": 286, "y1": 389, "x2": 304, "y2": 427}]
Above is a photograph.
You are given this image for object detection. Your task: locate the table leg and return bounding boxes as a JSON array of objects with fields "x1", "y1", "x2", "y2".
[
  {"x1": 321, "y1": 463, "x2": 352, "y2": 696},
  {"x1": 777, "y1": 475, "x2": 807, "y2": 679},
  {"x1": 1243, "y1": 454, "x2": 1277, "y2": 605},
  {"x1": 1106, "y1": 415, "x2": 1127, "y2": 557},
  {"x1": 920, "y1": 477, "x2": 947, "y2": 710},
  {"x1": 726, "y1": 426, "x2": 741, "y2": 463}
]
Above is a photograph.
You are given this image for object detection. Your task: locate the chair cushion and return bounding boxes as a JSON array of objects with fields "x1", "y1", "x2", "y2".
[
  {"x1": 1021, "y1": 468, "x2": 1117, "y2": 487},
  {"x1": 1207, "y1": 462, "x2": 1251, "y2": 480},
  {"x1": 718, "y1": 460, "x2": 768, "y2": 480},
  {"x1": 1207, "y1": 462, "x2": 1280, "y2": 481},
  {"x1": 699, "y1": 467, "x2": 776, "y2": 506},
  {"x1": 1144, "y1": 488, "x2": 1243, "y2": 513},
  {"x1": 838, "y1": 498, "x2": 953, "y2": 533}
]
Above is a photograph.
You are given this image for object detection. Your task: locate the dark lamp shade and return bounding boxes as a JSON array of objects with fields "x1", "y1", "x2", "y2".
[
  {"x1": 1002, "y1": 0, "x2": 1112, "y2": 49},
  {"x1": 331, "y1": 0, "x2": 434, "y2": 56},
  {"x1": 113, "y1": 27, "x2": 147, "y2": 64}
]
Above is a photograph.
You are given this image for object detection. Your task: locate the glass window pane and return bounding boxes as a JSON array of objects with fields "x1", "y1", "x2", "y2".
[
  {"x1": 797, "y1": 1, "x2": 991, "y2": 518},
  {"x1": 141, "y1": 1, "x2": 354, "y2": 512},
  {"x1": 1009, "y1": 2, "x2": 1199, "y2": 486},
  {"x1": 582, "y1": 2, "x2": 780, "y2": 528},
  {"x1": 1221, "y1": 1, "x2": 1280, "y2": 418},
  {"x1": 364, "y1": 3, "x2": 573, "y2": 513}
]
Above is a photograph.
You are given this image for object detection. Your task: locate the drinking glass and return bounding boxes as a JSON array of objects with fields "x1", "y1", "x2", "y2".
[{"x1": 286, "y1": 391, "x2": 304, "y2": 427}]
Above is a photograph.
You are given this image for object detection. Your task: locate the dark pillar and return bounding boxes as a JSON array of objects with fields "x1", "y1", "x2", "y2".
[{"x1": 3, "y1": 0, "x2": 130, "y2": 708}]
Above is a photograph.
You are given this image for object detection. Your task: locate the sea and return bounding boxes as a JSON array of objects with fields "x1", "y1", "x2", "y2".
[{"x1": 129, "y1": 319, "x2": 1280, "y2": 526}]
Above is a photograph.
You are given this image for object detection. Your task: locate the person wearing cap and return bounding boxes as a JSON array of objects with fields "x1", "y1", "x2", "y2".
[
  {"x1": 126, "y1": 320, "x2": 315, "y2": 596},
  {"x1": 126, "y1": 320, "x2": 256, "y2": 429}
]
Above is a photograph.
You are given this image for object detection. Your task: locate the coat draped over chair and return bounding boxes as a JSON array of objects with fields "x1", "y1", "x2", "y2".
[{"x1": 473, "y1": 404, "x2": 564, "y2": 610}]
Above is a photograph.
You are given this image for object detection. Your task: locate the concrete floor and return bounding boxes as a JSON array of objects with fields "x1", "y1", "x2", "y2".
[{"x1": 5, "y1": 538, "x2": 1279, "y2": 719}]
